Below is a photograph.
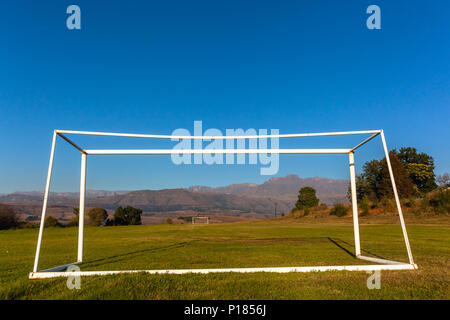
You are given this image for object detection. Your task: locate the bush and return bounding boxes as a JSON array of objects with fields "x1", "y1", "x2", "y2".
[
  {"x1": 412, "y1": 207, "x2": 422, "y2": 216},
  {"x1": 0, "y1": 205, "x2": 18, "y2": 230},
  {"x1": 330, "y1": 204, "x2": 349, "y2": 217},
  {"x1": 44, "y1": 216, "x2": 61, "y2": 228},
  {"x1": 429, "y1": 188, "x2": 450, "y2": 214},
  {"x1": 360, "y1": 195, "x2": 370, "y2": 216},
  {"x1": 114, "y1": 206, "x2": 142, "y2": 225},
  {"x1": 18, "y1": 221, "x2": 38, "y2": 229},
  {"x1": 87, "y1": 207, "x2": 108, "y2": 226},
  {"x1": 166, "y1": 218, "x2": 173, "y2": 224},
  {"x1": 381, "y1": 198, "x2": 395, "y2": 213},
  {"x1": 403, "y1": 196, "x2": 415, "y2": 208},
  {"x1": 420, "y1": 197, "x2": 430, "y2": 211},
  {"x1": 370, "y1": 198, "x2": 379, "y2": 209}
]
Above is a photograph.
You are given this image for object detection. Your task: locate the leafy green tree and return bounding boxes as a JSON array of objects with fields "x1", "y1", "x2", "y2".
[
  {"x1": 0, "y1": 204, "x2": 18, "y2": 230},
  {"x1": 114, "y1": 206, "x2": 142, "y2": 226},
  {"x1": 347, "y1": 174, "x2": 372, "y2": 202},
  {"x1": 87, "y1": 207, "x2": 108, "y2": 226},
  {"x1": 377, "y1": 151, "x2": 415, "y2": 199},
  {"x1": 396, "y1": 147, "x2": 434, "y2": 168},
  {"x1": 295, "y1": 187, "x2": 319, "y2": 210},
  {"x1": 362, "y1": 160, "x2": 383, "y2": 200},
  {"x1": 395, "y1": 147, "x2": 437, "y2": 192},
  {"x1": 348, "y1": 160, "x2": 383, "y2": 202},
  {"x1": 405, "y1": 163, "x2": 436, "y2": 193},
  {"x1": 354, "y1": 147, "x2": 436, "y2": 201}
]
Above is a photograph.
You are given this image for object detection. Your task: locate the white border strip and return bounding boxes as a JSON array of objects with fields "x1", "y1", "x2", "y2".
[{"x1": 29, "y1": 264, "x2": 418, "y2": 279}]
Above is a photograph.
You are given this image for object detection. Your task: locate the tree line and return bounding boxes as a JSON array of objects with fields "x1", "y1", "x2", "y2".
[
  {"x1": 67, "y1": 205, "x2": 143, "y2": 227},
  {"x1": 0, "y1": 204, "x2": 143, "y2": 230},
  {"x1": 351, "y1": 147, "x2": 442, "y2": 202},
  {"x1": 291, "y1": 146, "x2": 449, "y2": 217}
]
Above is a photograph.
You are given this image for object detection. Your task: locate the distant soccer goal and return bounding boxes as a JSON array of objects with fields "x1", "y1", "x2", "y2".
[
  {"x1": 29, "y1": 129, "x2": 418, "y2": 279},
  {"x1": 192, "y1": 216, "x2": 210, "y2": 224}
]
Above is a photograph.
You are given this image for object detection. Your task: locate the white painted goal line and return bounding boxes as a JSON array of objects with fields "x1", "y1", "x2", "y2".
[
  {"x1": 29, "y1": 263, "x2": 418, "y2": 279},
  {"x1": 30, "y1": 129, "x2": 417, "y2": 279}
]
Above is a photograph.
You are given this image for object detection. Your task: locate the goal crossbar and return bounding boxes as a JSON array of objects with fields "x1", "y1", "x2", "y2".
[{"x1": 29, "y1": 129, "x2": 417, "y2": 279}]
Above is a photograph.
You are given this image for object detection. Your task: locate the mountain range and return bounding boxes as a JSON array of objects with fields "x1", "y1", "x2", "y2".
[
  {"x1": 0, "y1": 175, "x2": 349, "y2": 218},
  {"x1": 188, "y1": 174, "x2": 349, "y2": 205}
]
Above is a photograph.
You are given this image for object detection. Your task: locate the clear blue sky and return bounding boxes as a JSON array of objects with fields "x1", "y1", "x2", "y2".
[{"x1": 0, "y1": 1, "x2": 449, "y2": 193}]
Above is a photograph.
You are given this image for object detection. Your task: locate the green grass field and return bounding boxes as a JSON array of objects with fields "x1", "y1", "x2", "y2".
[{"x1": 0, "y1": 220, "x2": 449, "y2": 299}]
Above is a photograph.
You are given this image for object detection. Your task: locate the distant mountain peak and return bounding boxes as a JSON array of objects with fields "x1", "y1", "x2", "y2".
[
  {"x1": 2, "y1": 175, "x2": 349, "y2": 209},
  {"x1": 185, "y1": 174, "x2": 348, "y2": 205},
  {"x1": 266, "y1": 174, "x2": 301, "y2": 183}
]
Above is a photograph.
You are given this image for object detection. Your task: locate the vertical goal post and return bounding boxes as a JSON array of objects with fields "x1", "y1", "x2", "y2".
[{"x1": 29, "y1": 129, "x2": 417, "y2": 279}]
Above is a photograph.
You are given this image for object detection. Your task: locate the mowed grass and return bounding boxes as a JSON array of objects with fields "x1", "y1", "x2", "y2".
[{"x1": 0, "y1": 221, "x2": 448, "y2": 299}]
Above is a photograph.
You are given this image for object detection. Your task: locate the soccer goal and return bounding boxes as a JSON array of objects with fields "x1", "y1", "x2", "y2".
[
  {"x1": 29, "y1": 129, "x2": 417, "y2": 279},
  {"x1": 192, "y1": 216, "x2": 210, "y2": 224}
]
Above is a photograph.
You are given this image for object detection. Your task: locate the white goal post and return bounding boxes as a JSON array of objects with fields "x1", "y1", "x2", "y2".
[{"x1": 29, "y1": 129, "x2": 417, "y2": 279}]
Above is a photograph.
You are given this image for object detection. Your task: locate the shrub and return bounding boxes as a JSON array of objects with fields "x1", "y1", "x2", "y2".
[
  {"x1": 403, "y1": 196, "x2": 415, "y2": 208},
  {"x1": 420, "y1": 197, "x2": 430, "y2": 211},
  {"x1": 44, "y1": 216, "x2": 61, "y2": 228},
  {"x1": 330, "y1": 204, "x2": 349, "y2": 217},
  {"x1": 370, "y1": 198, "x2": 379, "y2": 209},
  {"x1": 114, "y1": 206, "x2": 142, "y2": 225},
  {"x1": 437, "y1": 189, "x2": 450, "y2": 214},
  {"x1": 412, "y1": 207, "x2": 422, "y2": 216},
  {"x1": 0, "y1": 205, "x2": 18, "y2": 230},
  {"x1": 18, "y1": 221, "x2": 38, "y2": 229},
  {"x1": 381, "y1": 198, "x2": 395, "y2": 213},
  {"x1": 166, "y1": 218, "x2": 173, "y2": 224},
  {"x1": 360, "y1": 195, "x2": 370, "y2": 216},
  {"x1": 429, "y1": 188, "x2": 450, "y2": 214},
  {"x1": 87, "y1": 207, "x2": 108, "y2": 226}
]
